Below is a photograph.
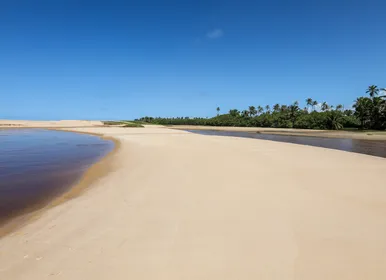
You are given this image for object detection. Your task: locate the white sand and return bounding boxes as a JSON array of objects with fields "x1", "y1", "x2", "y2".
[
  {"x1": 1, "y1": 126, "x2": 386, "y2": 279},
  {"x1": 0, "y1": 120, "x2": 103, "y2": 127}
]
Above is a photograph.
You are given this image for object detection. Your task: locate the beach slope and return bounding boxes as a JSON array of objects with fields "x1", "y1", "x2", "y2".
[{"x1": 1, "y1": 126, "x2": 386, "y2": 280}]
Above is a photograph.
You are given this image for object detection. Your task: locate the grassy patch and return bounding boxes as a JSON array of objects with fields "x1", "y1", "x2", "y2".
[
  {"x1": 103, "y1": 121, "x2": 122, "y2": 125},
  {"x1": 103, "y1": 120, "x2": 143, "y2": 127},
  {"x1": 122, "y1": 122, "x2": 144, "y2": 127}
]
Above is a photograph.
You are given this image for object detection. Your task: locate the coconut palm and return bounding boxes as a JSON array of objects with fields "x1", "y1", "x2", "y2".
[
  {"x1": 336, "y1": 104, "x2": 343, "y2": 111},
  {"x1": 257, "y1": 106, "x2": 264, "y2": 115},
  {"x1": 306, "y1": 98, "x2": 313, "y2": 111},
  {"x1": 248, "y1": 106, "x2": 257, "y2": 117},
  {"x1": 273, "y1": 103, "x2": 280, "y2": 112},
  {"x1": 344, "y1": 109, "x2": 353, "y2": 116},
  {"x1": 265, "y1": 105, "x2": 271, "y2": 113},
  {"x1": 366, "y1": 85, "x2": 379, "y2": 98},
  {"x1": 288, "y1": 101, "x2": 300, "y2": 127},
  {"x1": 321, "y1": 102, "x2": 329, "y2": 112},
  {"x1": 280, "y1": 105, "x2": 288, "y2": 112},
  {"x1": 312, "y1": 100, "x2": 318, "y2": 111},
  {"x1": 241, "y1": 110, "x2": 250, "y2": 118},
  {"x1": 326, "y1": 111, "x2": 344, "y2": 130},
  {"x1": 353, "y1": 97, "x2": 372, "y2": 128},
  {"x1": 229, "y1": 109, "x2": 240, "y2": 117},
  {"x1": 216, "y1": 107, "x2": 220, "y2": 116}
]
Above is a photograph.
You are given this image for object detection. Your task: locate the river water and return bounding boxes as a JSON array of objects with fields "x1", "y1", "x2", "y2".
[
  {"x1": 186, "y1": 130, "x2": 386, "y2": 158},
  {"x1": 0, "y1": 129, "x2": 114, "y2": 225}
]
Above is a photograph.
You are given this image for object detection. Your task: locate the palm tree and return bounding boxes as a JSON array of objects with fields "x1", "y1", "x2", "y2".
[
  {"x1": 326, "y1": 111, "x2": 344, "y2": 130},
  {"x1": 321, "y1": 102, "x2": 329, "y2": 112},
  {"x1": 265, "y1": 105, "x2": 271, "y2": 113},
  {"x1": 257, "y1": 106, "x2": 264, "y2": 115},
  {"x1": 288, "y1": 101, "x2": 300, "y2": 127},
  {"x1": 280, "y1": 105, "x2": 288, "y2": 113},
  {"x1": 369, "y1": 96, "x2": 385, "y2": 129},
  {"x1": 336, "y1": 104, "x2": 343, "y2": 111},
  {"x1": 216, "y1": 107, "x2": 220, "y2": 116},
  {"x1": 248, "y1": 106, "x2": 257, "y2": 117},
  {"x1": 344, "y1": 109, "x2": 353, "y2": 116},
  {"x1": 229, "y1": 109, "x2": 240, "y2": 117},
  {"x1": 312, "y1": 100, "x2": 318, "y2": 111},
  {"x1": 366, "y1": 85, "x2": 379, "y2": 98},
  {"x1": 273, "y1": 103, "x2": 280, "y2": 112},
  {"x1": 241, "y1": 110, "x2": 249, "y2": 118},
  {"x1": 353, "y1": 97, "x2": 372, "y2": 128},
  {"x1": 306, "y1": 98, "x2": 313, "y2": 111}
]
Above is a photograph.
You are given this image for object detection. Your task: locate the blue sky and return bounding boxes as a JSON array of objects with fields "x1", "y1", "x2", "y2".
[{"x1": 1, "y1": 0, "x2": 386, "y2": 120}]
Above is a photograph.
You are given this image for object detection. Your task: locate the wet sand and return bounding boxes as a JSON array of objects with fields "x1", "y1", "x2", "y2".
[{"x1": 1, "y1": 126, "x2": 386, "y2": 279}]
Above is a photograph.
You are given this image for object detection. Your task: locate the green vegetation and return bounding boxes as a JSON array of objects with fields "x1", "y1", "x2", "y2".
[
  {"x1": 103, "y1": 120, "x2": 144, "y2": 127},
  {"x1": 137, "y1": 86, "x2": 386, "y2": 130},
  {"x1": 102, "y1": 121, "x2": 122, "y2": 125}
]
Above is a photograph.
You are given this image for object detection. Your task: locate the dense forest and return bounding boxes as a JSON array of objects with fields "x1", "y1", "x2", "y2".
[{"x1": 137, "y1": 86, "x2": 386, "y2": 130}]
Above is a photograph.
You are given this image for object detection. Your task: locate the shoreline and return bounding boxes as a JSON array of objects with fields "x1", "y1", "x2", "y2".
[
  {"x1": 1, "y1": 126, "x2": 386, "y2": 279},
  {"x1": 170, "y1": 125, "x2": 386, "y2": 140},
  {"x1": 0, "y1": 128, "x2": 120, "y2": 238}
]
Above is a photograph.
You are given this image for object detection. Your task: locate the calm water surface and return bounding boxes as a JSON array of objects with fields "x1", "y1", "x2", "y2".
[
  {"x1": 0, "y1": 129, "x2": 114, "y2": 225},
  {"x1": 186, "y1": 130, "x2": 386, "y2": 158}
]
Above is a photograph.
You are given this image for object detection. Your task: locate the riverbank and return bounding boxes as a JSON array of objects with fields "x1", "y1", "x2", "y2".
[
  {"x1": 1, "y1": 126, "x2": 386, "y2": 279},
  {"x1": 170, "y1": 125, "x2": 386, "y2": 140},
  {"x1": 0, "y1": 129, "x2": 118, "y2": 238}
]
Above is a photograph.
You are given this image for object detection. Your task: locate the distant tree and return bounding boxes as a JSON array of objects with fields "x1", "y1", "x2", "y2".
[
  {"x1": 137, "y1": 85, "x2": 385, "y2": 130},
  {"x1": 248, "y1": 106, "x2": 257, "y2": 117},
  {"x1": 366, "y1": 85, "x2": 379, "y2": 98},
  {"x1": 229, "y1": 109, "x2": 240, "y2": 117},
  {"x1": 288, "y1": 101, "x2": 300, "y2": 127},
  {"x1": 326, "y1": 111, "x2": 344, "y2": 130},
  {"x1": 321, "y1": 102, "x2": 330, "y2": 112},
  {"x1": 312, "y1": 100, "x2": 318, "y2": 111},
  {"x1": 241, "y1": 110, "x2": 250, "y2": 118},
  {"x1": 306, "y1": 98, "x2": 313, "y2": 111},
  {"x1": 369, "y1": 96, "x2": 385, "y2": 129},
  {"x1": 353, "y1": 97, "x2": 372, "y2": 128},
  {"x1": 336, "y1": 104, "x2": 343, "y2": 111}
]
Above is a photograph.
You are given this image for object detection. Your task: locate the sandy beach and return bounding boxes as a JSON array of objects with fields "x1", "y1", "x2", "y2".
[
  {"x1": 0, "y1": 120, "x2": 104, "y2": 128},
  {"x1": 1, "y1": 125, "x2": 386, "y2": 279}
]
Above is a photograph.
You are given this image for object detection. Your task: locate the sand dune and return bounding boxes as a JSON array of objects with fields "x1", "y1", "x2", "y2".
[
  {"x1": 0, "y1": 120, "x2": 104, "y2": 128},
  {"x1": 1, "y1": 126, "x2": 386, "y2": 279}
]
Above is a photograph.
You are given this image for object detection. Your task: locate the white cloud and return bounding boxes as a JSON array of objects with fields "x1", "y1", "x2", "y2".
[{"x1": 206, "y1": 28, "x2": 224, "y2": 39}]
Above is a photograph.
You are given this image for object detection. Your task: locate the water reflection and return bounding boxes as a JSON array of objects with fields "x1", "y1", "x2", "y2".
[
  {"x1": 0, "y1": 129, "x2": 114, "y2": 225},
  {"x1": 186, "y1": 130, "x2": 386, "y2": 158}
]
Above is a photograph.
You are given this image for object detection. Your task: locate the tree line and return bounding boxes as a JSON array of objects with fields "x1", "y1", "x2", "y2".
[{"x1": 137, "y1": 86, "x2": 386, "y2": 130}]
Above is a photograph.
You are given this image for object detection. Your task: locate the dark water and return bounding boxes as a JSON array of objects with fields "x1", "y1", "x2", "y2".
[
  {"x1": 0, "y1": 129, "x2": 114, "y2": 225},
  {"x1": 186, "y1": 130, "x2": 386, "y2": 158}
]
